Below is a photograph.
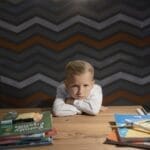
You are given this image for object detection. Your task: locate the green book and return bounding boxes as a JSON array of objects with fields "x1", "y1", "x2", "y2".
[{"x1": 0, "y1": 111, "x2": 52, "y2": 137}]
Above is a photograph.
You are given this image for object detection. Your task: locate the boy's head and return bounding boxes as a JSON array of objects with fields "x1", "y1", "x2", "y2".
[{"x1": 65, "y1": 60, "x2": 95, "y2": 99}]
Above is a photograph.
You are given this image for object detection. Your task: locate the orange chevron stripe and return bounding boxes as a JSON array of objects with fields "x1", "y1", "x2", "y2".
[
  {"x1": 0, "y1": 92, "x2": 55, "y2": 107},
  {"x1": 0, "y1": 33, "x2": 149, "y2": 52},
  {"x1": 103, "y1": 90, "x2": 150, "y2": 105}
]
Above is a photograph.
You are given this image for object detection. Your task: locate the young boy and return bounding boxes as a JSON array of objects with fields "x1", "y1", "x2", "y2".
[{"x1": 52, "y1": 60, "x2": 103, "y2": 117}]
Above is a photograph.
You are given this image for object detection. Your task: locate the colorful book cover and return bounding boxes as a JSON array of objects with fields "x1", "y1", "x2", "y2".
[
  {"x1": 0, "y1": 136, "x2": 53, "y2": 149},
  {"x1": 0, "y1": 111, "x2": 52, "y2": 137},
  {"x1": 114, "y1": 114, "x2": 150, "y2": 142},
  {"x1": 104, "y1": 129, "x2": 150, "y2": 149},
  {"x1": 0, "y1": 128, "x2": 57, "y2": 143}
]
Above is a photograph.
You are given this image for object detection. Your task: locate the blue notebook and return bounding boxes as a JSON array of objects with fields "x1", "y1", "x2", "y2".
[{"x1": 114, "y1": 114, "x2": 150, "y2": 142}]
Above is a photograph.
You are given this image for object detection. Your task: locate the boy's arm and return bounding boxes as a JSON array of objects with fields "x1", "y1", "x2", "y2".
[
  {"x1": 73, "y1": 85, "x2": 103, "y2": 115},
  {"x1": 52, "y1": 85, "x2": 81, "y2": 117}
]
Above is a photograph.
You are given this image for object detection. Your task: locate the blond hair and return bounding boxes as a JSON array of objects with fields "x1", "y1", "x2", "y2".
[{"x1": 65, "y1": 60, "x2": 94, "y2": 80}]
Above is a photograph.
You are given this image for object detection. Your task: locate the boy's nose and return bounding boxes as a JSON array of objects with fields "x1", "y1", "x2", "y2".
[{"x1": 78, "y1": 86, "x2": 83, "y2": 94}]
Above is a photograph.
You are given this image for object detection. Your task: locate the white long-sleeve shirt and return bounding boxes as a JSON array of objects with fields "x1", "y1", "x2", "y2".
[{"x1": 52, "y1": 83, "x2": 103, "y2": 117}]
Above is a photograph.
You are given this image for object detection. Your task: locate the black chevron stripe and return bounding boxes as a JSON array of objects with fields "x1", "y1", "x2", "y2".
[{"x1": 0, "y1": 81, "x2": 56, "y2": 98}]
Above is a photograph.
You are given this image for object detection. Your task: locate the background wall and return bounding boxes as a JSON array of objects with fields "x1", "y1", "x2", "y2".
[{"x1": 0, "y1": 0, "x2": 150, "y2": 107}]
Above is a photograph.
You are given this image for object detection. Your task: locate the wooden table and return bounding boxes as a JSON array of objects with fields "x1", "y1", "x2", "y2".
[{"x1": 0, "y1": 106, "x2": 143, "y2": 150}]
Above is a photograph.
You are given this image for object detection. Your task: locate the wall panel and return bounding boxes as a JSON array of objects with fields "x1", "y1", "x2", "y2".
[{"x1": 0, "y1": 0, "x2": 150, "y2": 107}]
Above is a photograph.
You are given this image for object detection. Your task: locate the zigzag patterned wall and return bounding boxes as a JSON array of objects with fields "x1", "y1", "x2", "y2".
[{"x1": 0, "y1": 0, "x2": 150, "y2": 107}]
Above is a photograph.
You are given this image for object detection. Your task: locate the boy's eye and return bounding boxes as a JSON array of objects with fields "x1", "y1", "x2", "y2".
[
  {"x1": 71, "y1": 85, "x2": 78, "y2": 88},
  {"x1": 84, "y1": 84, "x2": 89, "y2": 87}
]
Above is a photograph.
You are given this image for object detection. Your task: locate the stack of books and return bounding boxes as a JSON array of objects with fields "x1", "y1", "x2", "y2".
[
  {"x1": 0, "y1": 111, "x2": 56, "y2": 149},
  {"x1": 105, "y1": 114, "x2": 150, "y2": 149}
]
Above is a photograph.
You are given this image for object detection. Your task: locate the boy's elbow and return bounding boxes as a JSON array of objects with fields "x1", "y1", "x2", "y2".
[
  {"x1": 91, "y1": 110, "x2": 99, "y2": 116},
  {"x1": 52, "y1": 109, "x2": 77, "y2": 117},
  {"x1": 53, "y1": 110, "x2": 63, "y2": 117},
  {"x1": 52, "y1": 107, "x2": 60, "y2": 116},
  {"x1": 52, "y1": 108, "x2": 63, "y2": 117},
  {"x1": 87, "y1": 109, "x2": 99, "y2": 116},
  {"x1": 53, "y1": 112, "x2": 60, "y2": 117},
  {"x1": 87, "y1": 105, "x2": 100, "y2": 115}
]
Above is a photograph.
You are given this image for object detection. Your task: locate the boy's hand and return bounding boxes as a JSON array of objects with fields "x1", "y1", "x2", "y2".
[{"x1": 65, "y1": 98, "x2": 75, "y2": 105}]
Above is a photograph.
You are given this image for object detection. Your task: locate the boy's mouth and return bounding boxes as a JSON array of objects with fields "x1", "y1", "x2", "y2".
[{"x1": 76, "y1": 96, "x2": 85, "y2": 99}]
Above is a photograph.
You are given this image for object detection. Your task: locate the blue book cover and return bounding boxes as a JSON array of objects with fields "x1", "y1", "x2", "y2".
[{"x1": 114, "y1": 114, "x2": 150, "y2": 142}]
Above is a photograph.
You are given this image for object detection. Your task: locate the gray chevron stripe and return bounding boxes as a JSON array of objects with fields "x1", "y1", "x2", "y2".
[
  {"x1": 1, "y1": 72, "x2": 150, "y2": 89},
  {"x1": 95, "y1": 63, "x2": 150, "y2": 80},
  {"x1": 2, "y1": 61, "x2": 150, "y2": 81},
  {"x1": 1, "y1": 53, "x2": 149, "y2": 73},
  {"x1": 0, "y1": 22, "x2": 150, "y2": 43},
  {"x1": 0, "y1": 57, "x2": 63, "y2": 72},
  {"x1": 0, "y1": 82, "x2": 56, "y2": 97},
  {"x1": 0, "y1": 73, "x2": 59, "y2": 89},
  {"x1": 1, "y1": 80, "x2": 150, "y2": 99},
  {"x1": 97, "y1": 72, "x2": 150, "y2": 86},
  {"x1": 1, "y1": 1, "x2": 150, "y2": 24},
  {"x1": 0, "y1": 64, "x2": 65, "y2": 81},
  {"x1": 1, "y1": 61, "x2": 150, "y2": 81},
  {"x1": 0, "y1": 17, "x2": 57, "y2": 32},
  {"x1": 0, "y1": 14, "x2": 149, "y2": 33},
  {"x1": 74, "y1": 53, "x2": 149, "y2": 69},
  {"x1": 1, "y1": 80, "x2": 149, "y2": 97}
]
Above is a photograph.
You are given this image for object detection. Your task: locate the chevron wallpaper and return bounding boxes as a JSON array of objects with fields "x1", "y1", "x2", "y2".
[{"x1": 0, "y1": 0, "x2": 150, "y2": 107}]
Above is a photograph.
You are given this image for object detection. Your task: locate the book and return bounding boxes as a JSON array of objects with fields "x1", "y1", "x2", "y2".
[
  {"x1": 0, "y1": 128, "x2": 57, "y2": 143},
  {"x1": 0, "y1": 111, "x2": 55, "y2": 149},
  {"x1": 104, "y1": 129, "x2": 150, "y2": 149},
  {"x1": 0, "y1": 136, "x2": 53, "y2": 149},
  {"x1": 114, "y1": 114, "x2": 150, "y2": 142},
  {"x1": 0, "y1": 111, "x2": 52, "y2": 137}
]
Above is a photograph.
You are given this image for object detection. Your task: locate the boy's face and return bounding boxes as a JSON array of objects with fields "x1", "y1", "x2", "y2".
[{"x1": 65, "y1": 72, "x2": 94, "y2": 100}]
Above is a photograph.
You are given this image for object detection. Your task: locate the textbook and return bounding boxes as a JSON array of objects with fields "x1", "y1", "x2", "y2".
[
  {"x1": 0, "y1": 111, "x2": 52, "y2": 137},
  {"x1": 0, "y1": 111, "x2": 55, "y2": 149},
  {"x1": 114, "y1": 114, "x2": 150, "y2": 142},
  {"x1": 0, "y1": 136, "x2": 53, "y2": 149},
  {"x1": 104, "y1": 129, "x2": 150, "y2": 149},
  {"x1": 0, "y1": 128, "x2": 57, "y2": 144}
]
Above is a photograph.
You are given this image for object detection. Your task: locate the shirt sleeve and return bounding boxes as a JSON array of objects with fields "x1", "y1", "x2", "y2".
[
  {"x1": 73, "y1": 84, "x2": 103, "y2": 115},
  {"x1": 52, "y1": 84, "x2": 82, "y2": 117}
]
